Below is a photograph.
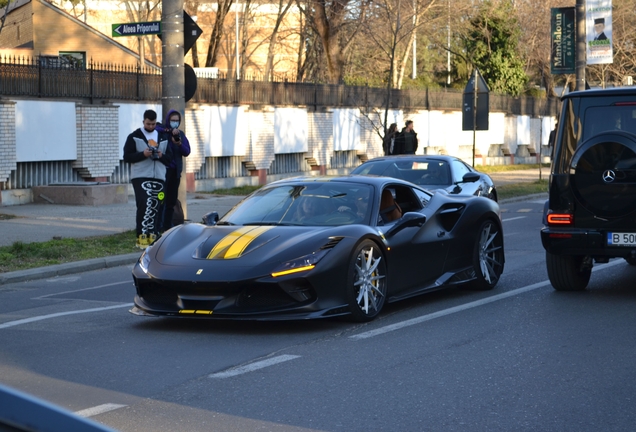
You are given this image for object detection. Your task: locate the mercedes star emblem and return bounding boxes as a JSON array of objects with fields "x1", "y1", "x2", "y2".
[{"x1": 602, "y1": 169, "x2": 616, "y2": 183}]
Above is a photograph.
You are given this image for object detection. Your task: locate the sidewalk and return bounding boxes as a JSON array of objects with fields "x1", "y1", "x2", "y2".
[
  {"x1": 0, "y1": 193, "x2": 244, "y2": 248},
  {"x1": 0, "y1": 169, "x2": 547, "y2": 284},
  {"x1": 488, "y1": 168, "x2": 549, "y2": 185},
  {"x1": 0, "y1": 193, "x2": 243, "y2": 285}
]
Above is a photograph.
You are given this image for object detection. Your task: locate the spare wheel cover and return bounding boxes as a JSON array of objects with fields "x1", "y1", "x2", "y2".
[{"x1": 570, "y1": 131, "x2": 636, "y2": 218}]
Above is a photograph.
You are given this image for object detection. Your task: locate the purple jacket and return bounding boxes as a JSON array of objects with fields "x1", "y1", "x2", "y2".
[{"x1": 156, "y1": 109, "x2": 191, "y2": 175}]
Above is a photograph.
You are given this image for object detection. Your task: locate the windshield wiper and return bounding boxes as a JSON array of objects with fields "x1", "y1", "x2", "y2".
[{"x1": 216, "y1": 221, "x2": 235, "y2": 226}]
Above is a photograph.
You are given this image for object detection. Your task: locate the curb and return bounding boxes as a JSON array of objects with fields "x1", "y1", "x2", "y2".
[{"x1": 0, "y1": 253, "x2": 141, "y2": 285}]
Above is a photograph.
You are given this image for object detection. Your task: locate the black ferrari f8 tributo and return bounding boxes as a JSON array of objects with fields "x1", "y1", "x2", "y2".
[{"x1": 130, "y1": 176, "x2": 505, "y2": 322}]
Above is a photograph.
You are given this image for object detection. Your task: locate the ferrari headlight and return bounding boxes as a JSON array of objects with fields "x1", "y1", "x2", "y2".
[
  {"x1": 138, "y1": 249, "x2": 152, "y2": 274},
  {"x1": 271, "y1": 249, "x2": 330, "y2": 278}
]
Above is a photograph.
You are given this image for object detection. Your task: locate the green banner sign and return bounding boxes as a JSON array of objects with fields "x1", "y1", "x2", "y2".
[{"x1": 551, "y1": 7, "x2": 575, "y2": 75}]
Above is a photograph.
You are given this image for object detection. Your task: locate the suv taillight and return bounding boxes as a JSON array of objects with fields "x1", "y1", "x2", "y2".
[{"x1": 547, "y1": 213, "x2": 574, "y2": 226}]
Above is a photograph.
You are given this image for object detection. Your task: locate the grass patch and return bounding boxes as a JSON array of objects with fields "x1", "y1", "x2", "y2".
[
  {"x1": 0, "y1": 230, "x2": 139, "y2": 273},
  {"x1": 0, "y1": 213, "x2": 18, "y2": 220},
  {"x1": 205, "y1": 185, "x2": 262, "y2": 196},
  {"x1": 497, "y1": 179, "x2": 548, "y2": 200},
  {"x1": 475, "y1": 163, "x2": 551, "y2": 173}
]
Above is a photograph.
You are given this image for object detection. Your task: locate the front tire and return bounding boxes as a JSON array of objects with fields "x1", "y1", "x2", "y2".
[
  {"x1": 546, "y1": 252, "x2": 591, "y2": 291},
  {"x1": 346, "y1": 240, "x2": 387, "y2": 322},
  {"x1": 469, "y1": 219, "x2": 504, "y2": 290}
]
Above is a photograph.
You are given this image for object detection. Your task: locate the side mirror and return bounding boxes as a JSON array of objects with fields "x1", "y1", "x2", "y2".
[
  {"x1": 460, "y1": 172, "x2": 481, "y2": 183},
  {"x1": 202, "y1": 211, "x2": 219, "y2": 226},
  {"x1": 385, "y1": 212, "x2": 427, "y2": 237}
]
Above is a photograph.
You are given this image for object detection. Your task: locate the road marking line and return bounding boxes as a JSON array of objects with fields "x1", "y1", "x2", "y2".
[
  {"x1": 209, "y1": 355, "x2": 301, "y2": 379},
  {"x1": 0, "y1": 303, "x2": 133, "y2": 330},
  {"x1": 350, "y1": 260, "x2": 625, "y2": 341},
  {"x1": 75, "y1": 403, "x2": 127, "y2": 418},
  {"x1": 502, "y1": 216, "x2": 526, "y2": 222},
  {"x1": 517, "y1": 209, "x2": 532, "y2": 213}
]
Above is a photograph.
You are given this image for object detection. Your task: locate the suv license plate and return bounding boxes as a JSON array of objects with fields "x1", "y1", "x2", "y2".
[{"x1": 607, "y1": 232, "x2": 636, "y2": 246}]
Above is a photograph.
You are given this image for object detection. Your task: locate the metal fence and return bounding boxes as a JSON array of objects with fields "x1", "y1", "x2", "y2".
[
  {"x1": 0, "y1": 55, "x2": 560, "y2": 116},
  {"x1": 0, "y1": 55, "x2": 560, "y2": 191}
]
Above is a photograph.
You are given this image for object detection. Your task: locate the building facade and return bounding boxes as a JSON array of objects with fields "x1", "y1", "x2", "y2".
[{"x1": 0, "y1": 0, "x2": 156, "y2": 68}]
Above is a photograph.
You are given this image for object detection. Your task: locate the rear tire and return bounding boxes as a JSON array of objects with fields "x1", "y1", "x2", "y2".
[
  {"x1": 546, "y1": 252, "x2": 591, "y2": 291},
  {"x1": 468, "y1": 219, "x2": 504, "y2": 290}
]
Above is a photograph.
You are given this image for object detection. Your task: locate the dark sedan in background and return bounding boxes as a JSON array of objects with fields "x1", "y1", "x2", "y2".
[{"x1": 351, "y1": 155, "x2": 498, "y2": 201}]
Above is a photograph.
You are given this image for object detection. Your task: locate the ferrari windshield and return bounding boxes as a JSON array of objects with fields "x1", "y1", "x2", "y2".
[
  {"x1": 352, "y1": 159, "x2": 451, "y2": 186},
  {"x1": 219, "y1": 182, "x2": 374, "y2": 226}
]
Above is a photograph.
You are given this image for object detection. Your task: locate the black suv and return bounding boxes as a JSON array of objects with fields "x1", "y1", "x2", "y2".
[{"x1": 541, "y1": 88, "x2": 636, "y2": 291}]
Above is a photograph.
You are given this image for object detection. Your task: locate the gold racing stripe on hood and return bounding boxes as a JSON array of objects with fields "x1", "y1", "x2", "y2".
[
  {"x1": 206, "y1": 226, "x2": 274, "y2": 260},
  {"x1": 224, "y1": 226, "x2": 274, "y2": 259}
]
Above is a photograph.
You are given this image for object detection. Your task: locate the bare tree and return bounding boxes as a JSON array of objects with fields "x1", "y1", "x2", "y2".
[
  {"x1": 295, "y1": 0, "x2": 324, "y2": 82},
  {"x1": 263, "y1": 0, "x2": 295, "y2": 81},
  {"x1": 298, "y1": 0, "x2": 371, "y2": 84},
  {"x1": 205, "y1": 0, "x2": 234, "y2": 67},
  {"x1": 514, "y1": 0, "x2": 572, "y2": 97}
]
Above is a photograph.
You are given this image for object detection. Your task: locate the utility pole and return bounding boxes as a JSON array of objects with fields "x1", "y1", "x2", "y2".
[
  {"x1": 576, "y1": 0, "x2": 586, "y2": 91},
  {"x1": 161, "y1": 0, "x2": 187, "y2": 218}
]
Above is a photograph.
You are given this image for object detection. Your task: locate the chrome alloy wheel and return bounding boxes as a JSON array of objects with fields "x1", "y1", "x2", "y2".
[
  {"x1": 478, "y1": 221, "x2": 504, "y2": 285},
  {"x1": 353, "y1": 245, "x2": 386, "y2": 315}
]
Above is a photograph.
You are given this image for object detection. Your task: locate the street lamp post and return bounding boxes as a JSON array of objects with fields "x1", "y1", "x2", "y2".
[{"x1": 576, "y1": 0, "x2": 586, "y2": 91}]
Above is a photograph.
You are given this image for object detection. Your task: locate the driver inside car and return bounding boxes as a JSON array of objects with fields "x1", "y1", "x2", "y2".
[
  {"x1": 293, "y1": 196, "x2": 328, "y2": 222},
  {"x1": 337, "y1": 188, "x2": 370, "y2": 221},
  {"x1": 420, "y1": 163, "x2": 448, "y2": 185}
]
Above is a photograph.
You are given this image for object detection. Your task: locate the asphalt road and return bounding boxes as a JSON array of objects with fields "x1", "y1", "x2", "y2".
[{"x1": 1, "y1": 197, "x2": 635, "y2": 431}]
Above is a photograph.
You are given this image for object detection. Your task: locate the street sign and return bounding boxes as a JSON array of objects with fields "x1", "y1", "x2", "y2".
[
  {"x1": 185, "y1": 64, "x2": 197, "y2": 102},
  {"x1": 158, "y1": 12, "x2": 203, "y2": 55},
  {"x1": 112, "y1": 21, "x2": 161, "y2": 37},
  {"x1": 462, "y1": 69, "x2": 489, "y2": 131},
  {"x1": 183, "y1": 12, "x2": 203, "y2": 55}
]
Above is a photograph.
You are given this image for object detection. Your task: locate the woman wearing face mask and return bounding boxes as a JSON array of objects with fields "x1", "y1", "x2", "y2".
[{"x1": 157, "y1": 109, "x2": 191, "y2": 232}]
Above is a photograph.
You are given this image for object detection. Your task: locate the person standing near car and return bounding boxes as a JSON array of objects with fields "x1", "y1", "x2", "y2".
[
  {"x1": 382, "y1": 123, "x2": 399, "y2": 155},
  {"x1": 157, "y1": 109, "x2": 191, "y2": 232},
  {"x1": 123, "y1": 109, "x2": 173, "y2": 248},
  {"x1": 394, "y1": 120, "x2": 418, "y2": 155},
  {"x1": 398, "y1": 120, "x2": 418, "y2": 155}
]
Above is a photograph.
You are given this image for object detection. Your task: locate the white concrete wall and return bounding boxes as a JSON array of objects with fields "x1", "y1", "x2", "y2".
[
  {"x1": 274, "y1": 107, "x2": 308, "y2": 154},
  {"x1": 16, "y1": 101, "x2": 77, "y2": 162},
  {"x1": 5, "y1": 99, "x2": 558, "y2": 179},
  {"x1": 333, "y1": 108, "x2": 361, "y2": 151}
]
